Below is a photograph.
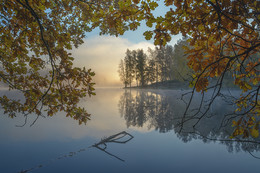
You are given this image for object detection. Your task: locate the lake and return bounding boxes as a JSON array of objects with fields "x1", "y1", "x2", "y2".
[{"x1": 0, "y1": 88, "x2": 259, "y2": 173}]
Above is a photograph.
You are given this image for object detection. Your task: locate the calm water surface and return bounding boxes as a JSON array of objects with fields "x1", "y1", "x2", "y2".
[{"x1": 0, "y1": 88, "x2": 259, "y2": 173}]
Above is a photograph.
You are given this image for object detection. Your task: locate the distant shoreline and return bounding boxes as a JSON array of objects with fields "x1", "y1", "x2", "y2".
[
  {"x1": 123, "y1": 80, "x2": 189, "y2": 90},
  {"x1": 123, "y1": 79, "x2": 240, "y2": 90}
]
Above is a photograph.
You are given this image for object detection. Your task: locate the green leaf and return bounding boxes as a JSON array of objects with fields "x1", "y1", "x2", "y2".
[{"x1": 143, "y1": 31, "x2": 153, "y2": 40}]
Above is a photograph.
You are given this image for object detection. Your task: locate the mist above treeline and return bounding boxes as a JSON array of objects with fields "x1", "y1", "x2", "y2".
[
  {"x1": 118, "y1": 37, "x2": 240, "y2": 89},
  {"x1": 118, "y1": 38, "x2": 191, "y2": 88}
]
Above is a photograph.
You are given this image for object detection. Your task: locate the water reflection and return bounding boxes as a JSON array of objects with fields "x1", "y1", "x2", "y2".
[
  {"x1": 0, "y1": 88, "x2": 127, "y2": 142},
  {"x1": 118, "y1": 89, "x2": 260, "y2": 154}
]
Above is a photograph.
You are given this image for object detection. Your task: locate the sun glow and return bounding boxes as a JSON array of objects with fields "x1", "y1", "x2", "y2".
[{"x1": 71, "y1": 35, "x2": 154, "y2": 87}]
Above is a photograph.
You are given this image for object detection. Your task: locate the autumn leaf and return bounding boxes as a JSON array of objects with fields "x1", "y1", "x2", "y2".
[{"x1": 250, "y1": 128, "x2": 259, "y2": 138}]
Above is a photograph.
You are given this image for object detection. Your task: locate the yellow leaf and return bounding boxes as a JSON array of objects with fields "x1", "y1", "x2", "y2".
[
  {"x1": 251, "y1": 128, "x2": 259, "y2": 138},
  {"x1": 232, "y1": 120, "x2": 237, "y2": 126}
]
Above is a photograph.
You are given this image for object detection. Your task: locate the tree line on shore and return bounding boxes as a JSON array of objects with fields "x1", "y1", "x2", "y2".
[{"x1": 118, "y1": 38, "x2": 192, "y2": 88}]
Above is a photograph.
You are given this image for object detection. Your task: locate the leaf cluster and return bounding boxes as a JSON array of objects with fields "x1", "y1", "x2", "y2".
[{"x1": 129, "y1": 0, "x2": 260, "y2": 138}]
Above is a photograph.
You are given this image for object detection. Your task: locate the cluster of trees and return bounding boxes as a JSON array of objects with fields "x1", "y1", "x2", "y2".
[{"x1": 118, "y1": 38, "x2": 192, "y2": 88}]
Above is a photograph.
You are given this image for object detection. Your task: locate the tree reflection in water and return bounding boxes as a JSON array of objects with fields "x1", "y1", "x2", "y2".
[{"x1": 118, "y1": 89, "x2": 260, "y2": 155}]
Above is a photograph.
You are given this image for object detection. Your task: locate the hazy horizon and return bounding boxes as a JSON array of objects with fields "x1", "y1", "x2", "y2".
[
  {"x1": 71, "y1": 36, "x2": 153, "y2": 87},
  {"x1": 70, "y1": 35, "x2": 182, "y2": 87}
]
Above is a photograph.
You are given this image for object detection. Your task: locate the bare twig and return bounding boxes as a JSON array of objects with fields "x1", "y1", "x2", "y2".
[{"x1": 17, "y1": 131, "x2": 134, "y2": 173}]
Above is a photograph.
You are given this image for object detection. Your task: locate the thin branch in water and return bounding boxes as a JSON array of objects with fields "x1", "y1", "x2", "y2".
[
  {"x1": 17, "y1": 131, "x2": 134, "y2": 173},
  {"x1": 91, "y1": 131, "x2": 134, "y2": 162}
]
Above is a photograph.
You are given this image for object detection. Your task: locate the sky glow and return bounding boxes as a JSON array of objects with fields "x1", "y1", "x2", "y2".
[{"x1": 71, "y1": 33, "x2": 181, "y2": 87}]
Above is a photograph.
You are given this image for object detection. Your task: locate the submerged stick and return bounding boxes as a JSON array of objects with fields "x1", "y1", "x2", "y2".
[
  {"x1": 91, "y1": 131, "x2": 134, "y2": 162},
  {"x1": 17, "y1": 131, "x2": 134, "y2": 173},
  {"x1": 92, "y1": 131, "x2": 134, "y2": 147}
]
